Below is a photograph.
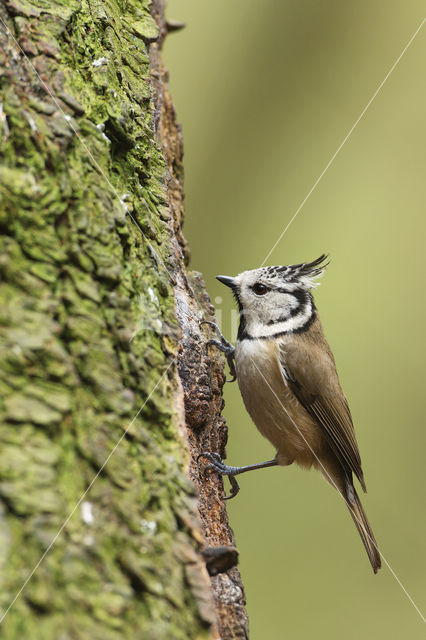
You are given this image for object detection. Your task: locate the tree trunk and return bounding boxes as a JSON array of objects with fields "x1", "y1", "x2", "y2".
[{"x1": 0, "y1": 0, "x2": 248, "y2": 638}]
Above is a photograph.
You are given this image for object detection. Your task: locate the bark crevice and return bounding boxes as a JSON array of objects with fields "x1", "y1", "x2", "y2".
[{"x1": 149, "y1": 7, "x2": 250, "y2": 632}]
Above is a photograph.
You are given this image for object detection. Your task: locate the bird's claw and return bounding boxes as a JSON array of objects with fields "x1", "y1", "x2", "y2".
[
  {"x1": 197, "y1": 451, "x2": 222, "y2": 465},
  {"x1": 198, "y1": 451, "x2": 240, "y2": 500},
  {"x1": 198, "y1": 451, "x2": 222, "y2": 468},
  {"x1": 200, "y1": 321, "x2": 236, "y2": 383},
  {"x1": 226, "y1": 476, "x2": 240, "y2": 500}
]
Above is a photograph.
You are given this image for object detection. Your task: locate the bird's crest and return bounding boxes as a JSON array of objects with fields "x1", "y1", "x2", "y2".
[{"x1": 261, "y1": 254, "x2": 329, "y2": 289}]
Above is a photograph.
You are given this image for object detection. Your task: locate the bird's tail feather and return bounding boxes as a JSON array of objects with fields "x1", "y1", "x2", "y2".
[{"x1": 346, "y1": 487, "x2": 381, "y2": 573}]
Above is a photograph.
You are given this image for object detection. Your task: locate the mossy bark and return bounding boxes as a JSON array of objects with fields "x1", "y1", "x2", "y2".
[{"x1": 0, "y1": 0, "x2": 248, "y2": 638}]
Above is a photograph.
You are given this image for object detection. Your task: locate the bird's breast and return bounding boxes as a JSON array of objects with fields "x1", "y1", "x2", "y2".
[{"x1": 235, "y1": 337, "x2": 323, "y2": 466}]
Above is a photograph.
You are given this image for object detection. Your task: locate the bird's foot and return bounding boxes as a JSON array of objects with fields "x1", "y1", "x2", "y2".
[
  {"x1": 200, "y1": 321, "x2": 236, "y2": 382},
  {"x1": 198, "y1": 451, "x2": 240, "y2": 499}
]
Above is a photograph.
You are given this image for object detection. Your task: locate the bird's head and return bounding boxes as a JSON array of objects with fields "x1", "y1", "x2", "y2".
[{"x1": 217, "y1": 254, "x2": 329, "y2": 339}]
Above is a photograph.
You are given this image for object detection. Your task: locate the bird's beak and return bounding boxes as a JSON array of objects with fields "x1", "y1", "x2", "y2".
[{"x1": 216, "y1": 275, "x2": 236, "y2": 289}]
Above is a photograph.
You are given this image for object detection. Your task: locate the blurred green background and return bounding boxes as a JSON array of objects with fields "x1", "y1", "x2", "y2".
[{"x1": 164, "y1": 2, "x2": 426, "y2": 638}]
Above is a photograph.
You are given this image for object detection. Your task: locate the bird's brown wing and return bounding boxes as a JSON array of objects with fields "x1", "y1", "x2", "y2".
[{"x1": 278, "y1": 337, "x2": 366, "y2": 491}]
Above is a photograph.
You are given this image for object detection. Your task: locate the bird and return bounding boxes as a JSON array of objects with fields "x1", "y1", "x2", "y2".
[{"x1": 200, "y1": 254, "x2": 381, "y2": 573}]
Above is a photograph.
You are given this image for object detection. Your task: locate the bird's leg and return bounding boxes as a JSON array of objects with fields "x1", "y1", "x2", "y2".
[
  {"x1": 198, "y1": 452, "x2": 278, "y2": 499},
  {"x1": 200, "y1": 320, "x2": 236, "y2": 382}
]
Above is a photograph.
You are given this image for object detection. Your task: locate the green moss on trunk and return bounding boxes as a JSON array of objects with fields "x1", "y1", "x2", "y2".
[{"x1": 0, "y1": 1, "x2": 215, "y2": 637}]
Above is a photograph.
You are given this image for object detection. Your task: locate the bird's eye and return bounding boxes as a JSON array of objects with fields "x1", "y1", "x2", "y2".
[{"x1": 252, "y1": 282, "x2": 268, "y2": 295}]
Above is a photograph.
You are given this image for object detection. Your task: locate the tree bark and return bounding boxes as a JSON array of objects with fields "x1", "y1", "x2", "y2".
[{"x1": 0, "y1": 1, "x2": 248, "y2": 639}]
